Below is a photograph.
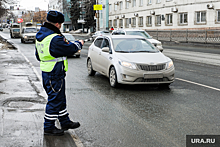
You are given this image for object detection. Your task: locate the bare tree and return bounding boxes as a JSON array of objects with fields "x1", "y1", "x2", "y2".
[
  {"x1": 33, "y1": 10, "x2": 47, "y2": 24},
  {"x1": 70, "y1": 0, "x2": 80, "y2": 30},
  {"x1": 84, "y1": 0, "x2": 96, "y2": 32},
  {"x1": 0, "y1": 0, "x2": 17, "y2": 18}
]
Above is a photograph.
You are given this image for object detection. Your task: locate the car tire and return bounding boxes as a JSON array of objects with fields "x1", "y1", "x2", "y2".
[
  {"x1": 87, "y1": 58, "x2": 96, "y2": 76},
  {"x1": 109, "y1": 66, "x2": 118, "y2": 88},
  {"x1": 76, "y1": 55, "x2": 80, "y2": 58},
  {"x1": 21, "y1": 38, "x2": 23, "y2": 43}
]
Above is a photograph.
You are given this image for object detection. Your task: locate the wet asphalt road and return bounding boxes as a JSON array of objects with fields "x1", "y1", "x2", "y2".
[{"x1": 1, "y1": 29, "x2": 220, "y2": 147}]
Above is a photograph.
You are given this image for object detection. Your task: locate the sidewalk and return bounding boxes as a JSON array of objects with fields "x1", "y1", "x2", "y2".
[
  {"x1": 0, "y1": 42, "x2": 46, "y2": 146},
  {"x1": 0, "y1": 36, "x2": 79, "y2": 147}
]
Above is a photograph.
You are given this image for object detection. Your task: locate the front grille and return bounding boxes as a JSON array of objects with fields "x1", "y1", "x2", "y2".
[
  {"x1": 28, "y1": 36, "x2": 35, "y2": 39},
  {"x1": 135, "y1": 78, "x2": 169, "y2": 82},
  {"x1": 137, "y1": 64, "x2": 166, "y2": 71}
]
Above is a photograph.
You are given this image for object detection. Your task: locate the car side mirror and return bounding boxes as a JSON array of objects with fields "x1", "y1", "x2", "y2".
[{"x1": 102, "y1": 47, "x2": 110, "y2": 52}]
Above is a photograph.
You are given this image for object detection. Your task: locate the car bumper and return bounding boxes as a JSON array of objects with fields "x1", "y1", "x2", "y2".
[
  {"x1": 116, "y1": 65, "x2": 175, "y2": 85},
  {"x1": 24, "y1": 38, "x2": 35, "y2": 41},
  {"x1": 74, "y1": 50, "x2": 81, "y2": 56}
]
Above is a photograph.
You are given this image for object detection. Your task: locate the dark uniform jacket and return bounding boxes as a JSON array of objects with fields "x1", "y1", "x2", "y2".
[{"x1": 35, "y1": 22, "x2": 82, "y2": 79}]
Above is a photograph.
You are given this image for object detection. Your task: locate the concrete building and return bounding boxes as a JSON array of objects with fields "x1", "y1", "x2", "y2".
[{"x1": 108, "y1": 0, "x2": 220, "y2": 30}]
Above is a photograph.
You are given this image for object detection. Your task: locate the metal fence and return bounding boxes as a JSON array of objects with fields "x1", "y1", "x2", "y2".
[{"x1": 147, "y1": 29, "x2": 220, "y2": 44}]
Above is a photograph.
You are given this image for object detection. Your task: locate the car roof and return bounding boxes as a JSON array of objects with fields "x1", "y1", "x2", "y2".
[
  {"x1": 101, "y1": 35, "x2": 146, "y2": 39},
  {"x1": 113, "y1": 29, "x2": 145, "y2": 32},
  {"x1": 63, "y1": 33, "x2": 72, "y2": 35}
]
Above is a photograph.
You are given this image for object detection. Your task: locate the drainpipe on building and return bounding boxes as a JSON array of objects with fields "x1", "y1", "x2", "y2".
[
  {"x1": 97, "y1": 0, "x2": 100, "y2": 31},
  {"x1": 106, "y1": 0, "x2": 109, "y2": 31}
]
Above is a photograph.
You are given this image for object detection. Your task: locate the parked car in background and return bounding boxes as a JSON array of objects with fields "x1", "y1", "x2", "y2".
[
  {"x1": 92, "y1": 31, "x2": 110, "y2": 41},
  {"x1": 63, "y1": 33, "x2": 81, "y2": 58},
  {"x1": 10, "y1": 23, "x2": 20, "y2": 38},
  {"x1": 112, "y1": 29, "x2": 164, "y2": 52},
  {"x1": 87, "y1": 35, "x2": 175, "y2": 88}
]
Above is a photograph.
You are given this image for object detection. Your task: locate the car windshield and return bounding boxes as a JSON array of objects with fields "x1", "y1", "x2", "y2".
[
  {"x1": 126, "y1": 31, "x2": 152, "y2": 39},
  {"x1": 113, "y1": 38, "x2": 158, "y2": 53},
  {"x1": 24, "y1": 28, "x2": 37, "y2": 33},
  {"x1": 13, "y1": 29, "x2": 20, "y2": 32},
  {"x1": 64, "y1": 34, "x2": 76, "y2": 41}
]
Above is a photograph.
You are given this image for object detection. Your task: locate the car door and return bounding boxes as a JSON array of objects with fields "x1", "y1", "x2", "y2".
[
  {"x1": 91, "y1": 37, "x2": 103, "y2": 72},
  {"x1": 99, "y1": 38, "x2": 113, "y2": 76}
]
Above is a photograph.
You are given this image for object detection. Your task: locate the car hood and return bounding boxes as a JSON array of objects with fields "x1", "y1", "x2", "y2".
[
  {"x1": 146, "y1": 38, "x2": 161, "y2": 44},
  {"x1": 115, "y1": 52, "x2": 170, "y2": 64},
  {"x1": 23, "y1": 33, "x2": 36, "y2": 36}
]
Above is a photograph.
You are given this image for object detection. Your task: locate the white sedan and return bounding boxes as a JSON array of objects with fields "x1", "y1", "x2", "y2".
[{"x1": 87, "y1": 35, "x2": 175, "y2": 88}]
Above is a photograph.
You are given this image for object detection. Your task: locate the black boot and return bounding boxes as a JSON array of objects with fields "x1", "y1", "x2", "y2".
[
  {"x1": 62, "y1": 121, "x2": 80, "y2": 131},
  {"x1": 44, "y1": 126, "x2": 64, "y2": 136}
]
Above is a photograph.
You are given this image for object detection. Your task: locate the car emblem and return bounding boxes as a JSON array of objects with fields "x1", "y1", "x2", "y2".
[{"x1": 150, "y1": 62, "x2": 155, "y2": 65}]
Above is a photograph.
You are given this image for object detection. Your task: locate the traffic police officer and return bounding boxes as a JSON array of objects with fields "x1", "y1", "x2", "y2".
[{"x1": 35, "y1": 10, "x2": 84, "y2": 136}]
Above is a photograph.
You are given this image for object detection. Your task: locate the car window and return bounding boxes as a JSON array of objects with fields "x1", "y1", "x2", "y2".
[
  {"x1": 112, "y1": 38, "x2": 158, "y2": 53},
  {"x1": 94, "y1": 38, "x2": 103, "y2": 48},
  {"x1": 24, "y1": 28, "x2": 37, "y2": 33},
  {"x1": 101, "y1": 38, "x2": 110, "y2": 48},
  {"x1": 126, "y1": 31, "x2": 152, "y2": 39},
  {"x1": 112, "y1": 31, "x2": 125, "y2": 35},
  {"x1": 13, "y1": 29, "x2": 20, "y2": 32}
]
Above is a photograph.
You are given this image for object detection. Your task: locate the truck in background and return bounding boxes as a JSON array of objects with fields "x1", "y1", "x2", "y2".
[
  {"x1": 20, "y1": 22, "x2": 37, "y2": 43},
  {"x1": 10, "y1": 23, "x2": 20, "y2": 38}
]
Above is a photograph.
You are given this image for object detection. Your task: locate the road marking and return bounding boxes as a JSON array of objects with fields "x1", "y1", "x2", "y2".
[{"x1": 176, "y1": 78, "x2": 220, "y2": 92}]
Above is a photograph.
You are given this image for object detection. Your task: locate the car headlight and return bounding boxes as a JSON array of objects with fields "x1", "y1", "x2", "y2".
[
  {"x1": 119, "y1": 60, "x2": 137, "y2": 70},
  {"x1": 166, "y1": 60, "x2": 174, "y2": 69},
  {"x1": 24, "y1": 36, "x2": 27, "y2": 39}
]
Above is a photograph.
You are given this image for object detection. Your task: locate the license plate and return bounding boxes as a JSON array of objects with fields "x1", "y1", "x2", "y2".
[{"x1": 144, "y1": 74, "x2": 163, "y2": 79}]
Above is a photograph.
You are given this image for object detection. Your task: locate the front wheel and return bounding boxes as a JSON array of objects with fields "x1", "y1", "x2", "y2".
[
  {"x1": 109, "y1": 67, "x2": 118, "y2": 88},
  {"x1": 87, "y1": 58, "x2": 96, "y2": 76}
]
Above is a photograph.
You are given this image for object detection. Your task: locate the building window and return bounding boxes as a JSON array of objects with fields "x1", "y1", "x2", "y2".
[
  {"x1": 132, "y1": 0, "x2": 136, "y2": 7},
  {"x1": 148, "y1": 0, "x2": 152, "y2": 5},
  {"x1": 140, "y1": 0, "x2": 143, "y2": 6},
  {"x1": 114, "y1": 4, "x2": 117, "y2": 11},
  {"x1": 125, "y1": 18, "x2": 129, "y2": 28},
  {"x1": 109, "y1": 20, "x2": 112, "y2": 27},
  {"x1": 109, "y1": 4, "x2": 112, "y2": 12},
  {"x1": 216, "y1": 10, "x2": 220, "y2": 23},
  {"x1": 196, "y1": 11, "x2": 206, "y2": 23},
  {"x1": 138, "y1": 17, "x2": 143, "y2": 26},
  {"x1": 114, "y1": 19, "x2": 117, "y2": 28},
  {"x1": 166, "y1": 14, "x2": 173, "y2": 25},
  {"x1": 119, "y1": 19, "x2": 123, "y2": 28},
  {"x1": 119, "y1": 2, "x2": 123, "y2": 10},
  {"x1": 146, "y1": 16, "x2": 152, "y2": 26},
  {"x1": 132, "y1": 17, "x2": 136, "y2": 27},
  {"x1": 156, "y1": 15, "x2": 161, "y2": 26},
  {"x1": 126, "y1": 1, "x2": 129, "y2": 8},
  {"x1": 156, "y1": 0, "x2": 161, "y2": 3},
  {"x1": 179, "y1": 13, "x2": 188, "y2": 24}
]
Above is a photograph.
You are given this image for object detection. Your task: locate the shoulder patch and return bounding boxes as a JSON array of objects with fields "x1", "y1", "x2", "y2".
[{"x1": 63, "y1": 37, "x2": 69, "y2": 44}]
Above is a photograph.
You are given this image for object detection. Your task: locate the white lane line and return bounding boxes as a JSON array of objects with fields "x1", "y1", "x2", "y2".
[{"x1": 176, "y1": 78, "x2": 220, "y2": 92}]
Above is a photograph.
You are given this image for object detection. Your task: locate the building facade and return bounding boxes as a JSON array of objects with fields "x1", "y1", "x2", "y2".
[{"x1": 108, "y1": 0, "x2": 220, "y2": 30}]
